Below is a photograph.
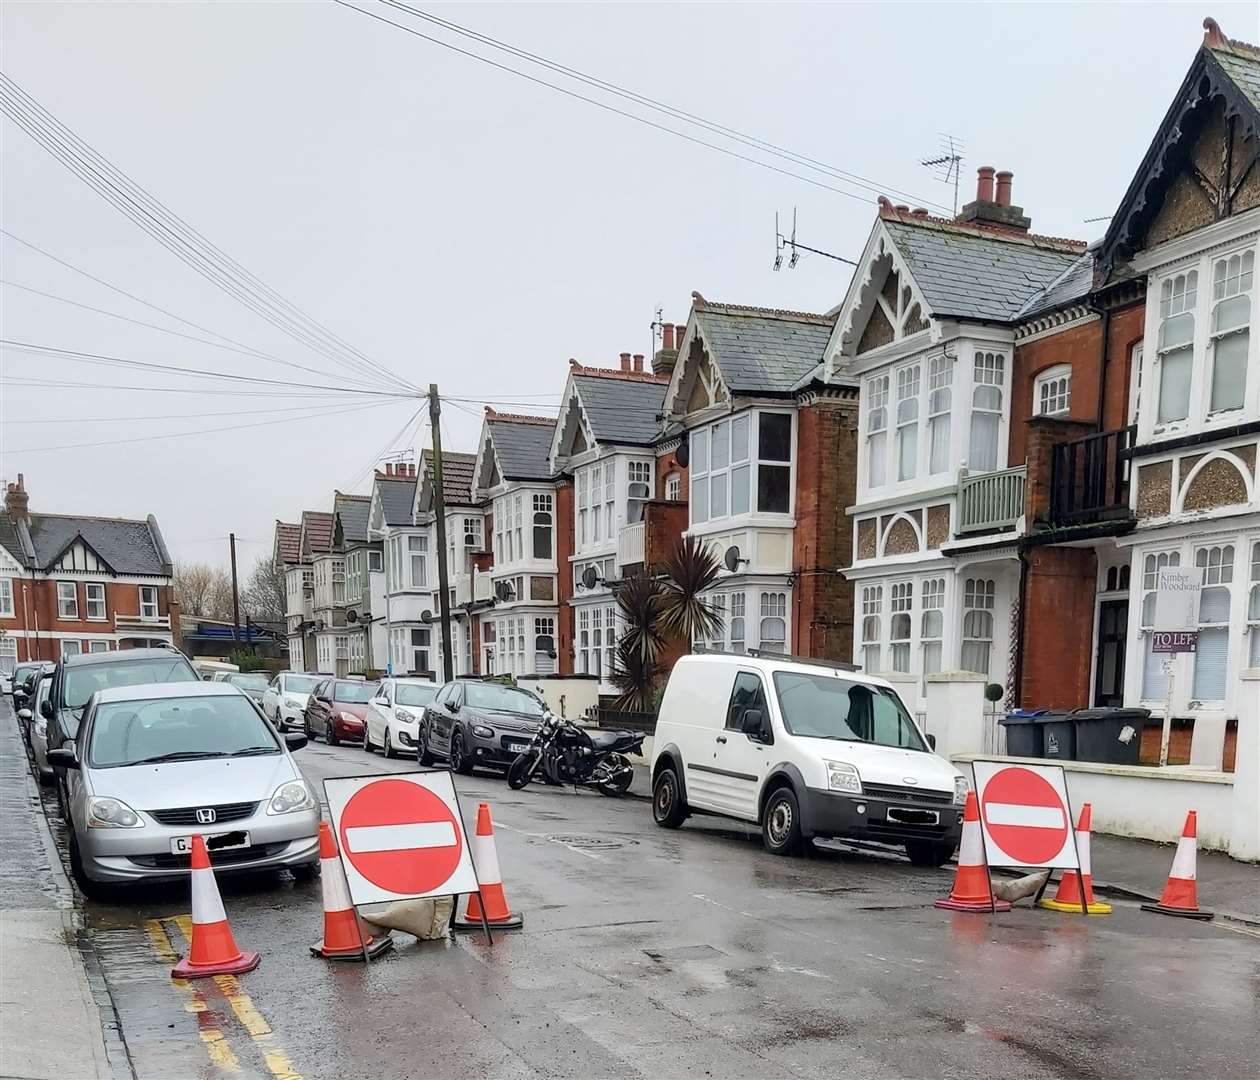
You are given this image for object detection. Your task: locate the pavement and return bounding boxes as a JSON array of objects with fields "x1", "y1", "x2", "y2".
[{"x1": 5, "y1": 705, "x2": 1260, "y2": 1080}]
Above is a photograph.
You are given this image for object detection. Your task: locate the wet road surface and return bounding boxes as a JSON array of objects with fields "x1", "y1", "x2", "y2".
[{"x1": 47, "y1": 737, "x2": 1260, "y2": 1080}]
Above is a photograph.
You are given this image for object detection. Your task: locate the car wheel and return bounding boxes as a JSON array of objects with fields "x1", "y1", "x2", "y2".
[
  {"x1": 384, "y1": 729, "x2": 397, "y2": 759},
  {"x1": 906, "y1": 839, "x2": 957, "y2": 868},
  {"x1": 70, "y1": 834, "x2": 111, "y2": 901},
  {"x1": 761, "y1": 786, "x2": 804, "y2": 856},
  {"x1": 450, "y1": 733, "x2": 473, "y2": 776},
  {"x1": 652, "y1": 766, "x2": 688, "y2": 828},
  {"x1": 363, "y1": 725, "x2": 375, "y2": 753},
  {"x1": 303, "y1": 716, "x2": 313, "y2": 741},
  {"x1": 327, "y1": 723, "x2": 340, "y2": 747},
  {"x1": 417, "y1": 726, "x2": 435, "y2": 767},
  {"x1": 290, "y1": 861, "x2": 321, "y2": 883}
]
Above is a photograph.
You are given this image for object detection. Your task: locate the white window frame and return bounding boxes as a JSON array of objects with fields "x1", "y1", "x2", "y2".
[
  {"x1": 920, "y1": 577, "x2": 945, "y2": 690},
  {"x1": 758, "y1": 591, "x2": 787, "y2": 654},
  {"x1": 368, "y1": 549, "x2": 383, "y2": 573},
  {"x1": 1139, "y1": 549, "x2": 1181, "y2": 702},
  {"x1": 664, "y1": 472, "x2": 681, "y2": 501},
  {"x1": 1034, "y1": 364, "x2": 1072, "y2": 417},
  {"x1": 1208, "y1": 249, "x2": 1253, "y2": 416},
  {"x1": 57, "y1": 581, "x2": 77, "y2": 619},
  {"x1": 861, "y1": 585, "x2": 882, "y2": 673},
  {"x1": 61, "y1": 640, "x2": 82, "y2": 657},
  {"x1": 968, "y1": 351, "x2": 1006, "y2": 473},
  {"x1": 1192, "y1": 544, "x2": 1234, "y2": 703},
  {"x1": 83, "y1": 582, "x2": 106, "y2": 621},
  {"x1": 895, "y1": 364, "x2": 921, "y2": 482},
  {"x1": 1248, "y1": 542, "x2": 1260, "y2": 669},
  {"x1": 960, "y1": 577, "x2": 995, "y2": 677},
  {"x1": 408, "y1": 535, "x2": 427, "y2": 589},
  {"x1": 865, "y1": 374, "x2": 889, "y2": 489},
  {"x1": 889, "y1": 580, "x2": 913, "y2": 672},
  {"x1": 87, "y1": 640, "x2": 110, "y2": 654},
  {"x1": 0, "y1": 577, "x2": 12, "y2": 618},
  {"x1": 927, "y1": 355, "x2": 952, "y2": 476},
  {"x1": 0, "y1": 637, "x2": 17, "y2": 674},
  {"x1": 627, "y1": 460, "x2": 653, "y2": 524},
  {"x1": 689, "y1": 409, "x2": 794, "y2": 529}
]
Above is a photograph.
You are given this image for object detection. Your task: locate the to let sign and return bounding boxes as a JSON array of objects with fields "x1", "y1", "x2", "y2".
[
  {"x1": 1152, "y1": 631, "x2": 1199, "y2": 654},
  {"x1": 1153, "y1": 567, "x2": 1203, "y2": 633}
]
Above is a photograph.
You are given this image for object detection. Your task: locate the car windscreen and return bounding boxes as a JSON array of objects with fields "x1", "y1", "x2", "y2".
[
  {"x1": 87, "y1": 694, "x2": 280, "y2": 768},
  {"x1": 65, "y1": 656, "x2": 200, "y2": 709},
  {"x1": 283, "y1": 675, "x2": 320, "y2": 695},
  {"x1": 333, "y1": 682, "x2": 378, "y2": 704},
  {"x1": 396, "y1": 684, "x2": 437, "y2": 707},
  {"x1": 229, "y1": 674, "x2": 271, "y2": 691},
  {"x1": 463, "y1": 682, "x2": 544, "y2": 716},
  {"x1": 772, "y1": 671, "x2": 927, "y2": 751}
]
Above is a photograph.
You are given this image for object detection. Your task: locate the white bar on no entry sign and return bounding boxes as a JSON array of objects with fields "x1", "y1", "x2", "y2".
[
  {"x1": 345, "y1": 822, "x2": 457, "y2": 852},
  {"x1": 984, "y1": 803, "x2": 1064, "y2": 829}
]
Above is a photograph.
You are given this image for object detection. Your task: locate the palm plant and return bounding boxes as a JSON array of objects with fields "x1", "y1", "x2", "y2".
[
  {"x1": 656, "y1": 535, "x2": 724, "y2": 643},
  {"x1": 611, "y1": 636, "x2": 661, "y2": 712},
  {"x1": 615, "y1": 571, "x2": 667, "y2": 666}
]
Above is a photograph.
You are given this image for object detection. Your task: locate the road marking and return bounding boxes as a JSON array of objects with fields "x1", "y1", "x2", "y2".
[
  {"x1": 344, "y1": 821, "x2": 457, "y2": 852},
  {"x1": 145, "y1": 918, "x2": 240, "y2": 1074},
  {"x1": 172, "y1": 916, "x2": 303, "y2": 1080},
  {"x1": 983, "y1": 803, "x2": 1064, "y2": 829}
]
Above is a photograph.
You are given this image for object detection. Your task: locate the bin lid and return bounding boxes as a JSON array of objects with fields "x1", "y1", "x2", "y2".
[
  {"x1": 1000, "y1": 709, "x2": 1046, "y2": 723},
  {"x1": 1070, "y1": 707, "x2": 1153, "y2": 721}
]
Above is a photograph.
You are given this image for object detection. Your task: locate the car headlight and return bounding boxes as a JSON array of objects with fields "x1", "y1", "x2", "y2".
[
  {"x1": 824, "y1": 761, "x2": 862, "y2": 795},
  {"x1": 472, "y1": 724, "x2": 494, "y2": 739},
  {"x1": 396, "y1": 709, "x2": 415, "y2": 723},
  {"x1": 284, "y1": 695, "x2": 302, "y2": 707},
  {"x1": 337, "y1": 711, "x2": 362, "y2": 724},
  {"x1": 267, "y1": 780, "x2": 314, "y2": 815},
  {"x1": 87, "y1": 797, "x2": 144, "y2": 829},
  {"x1": 953, "y1": 775, "x2": 970, "y2": 806}
]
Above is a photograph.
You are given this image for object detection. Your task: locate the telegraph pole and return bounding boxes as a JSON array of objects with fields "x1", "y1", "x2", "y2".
[
  {"x1": 429, "y1": 384, "x2": 454, "y2": 682},
  {"x1": 228, "y1": 532, "x2": 241, "y2": 643}
]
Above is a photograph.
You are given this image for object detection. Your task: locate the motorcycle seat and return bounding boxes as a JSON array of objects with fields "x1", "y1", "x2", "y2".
[{"x1": 588, "y1": 729, "x2": 635, "y2": 750}]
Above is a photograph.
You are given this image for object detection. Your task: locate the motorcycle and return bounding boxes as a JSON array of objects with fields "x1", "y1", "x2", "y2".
[{"x1": 507, "y1": 711, "x2": 644, "y2": 796}]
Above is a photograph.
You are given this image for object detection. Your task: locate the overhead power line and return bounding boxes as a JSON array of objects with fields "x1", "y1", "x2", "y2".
[
  {"x1": 2, "y1": 401, "x2": 392, "y2": 424},
  {"x1": 382, "y1": 1, "x2": 951, "y2": 213},
  {"x1": 0, "y1": 74, "x2": 417, "y2": 394},
  {"x1": 331, "y1": 1, "x2": 944, "y2": 210},
  {"x1": 0, "y1": 374, "x2": 390, "y2": 399}
]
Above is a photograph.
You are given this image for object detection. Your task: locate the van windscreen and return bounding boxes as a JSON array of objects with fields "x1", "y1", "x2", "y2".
[{"x1": 772, "y1": 672, "x2": 926, "y2": 751}]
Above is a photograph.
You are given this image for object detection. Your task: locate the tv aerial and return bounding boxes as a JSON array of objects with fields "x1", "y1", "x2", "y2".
[
  {"x1": 920, "y1": 133, "x2": 964, "y2": 216},
  {"x1": 774, "y1": 207, "x2": 859, "y2": 271}
]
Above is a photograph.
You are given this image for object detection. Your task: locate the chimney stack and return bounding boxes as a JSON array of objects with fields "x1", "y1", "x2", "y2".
[
  {"x1": 619, "y1": 352, "x2": 632, "y2": 372},
  {"x1": 653, "y1": 320, "x2": 680, "y2": 377},
  {"x1": 956, "y1": 165, "x2": 1031, "y2": 234},
  {"x1": 4, "y1": 473, "x2": 29, "y2": 522},
  {"x1": 662, "y1": 323, "x2": 675, "y2": 351},
  {"x1": 632, "y1": 354, "x2": 644, "y2": 373}
]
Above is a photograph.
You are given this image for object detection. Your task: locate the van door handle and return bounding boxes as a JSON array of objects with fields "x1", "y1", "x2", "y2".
[{"x1": 715, "y1": 735, "x2": 727, "y2": 744}]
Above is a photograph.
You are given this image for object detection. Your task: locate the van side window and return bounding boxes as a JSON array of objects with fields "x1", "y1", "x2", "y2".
[{"x1": 726, "y1": 671, "x2": 769, "y2": 734}]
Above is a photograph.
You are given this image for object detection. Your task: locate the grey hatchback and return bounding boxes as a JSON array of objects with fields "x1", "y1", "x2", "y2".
[{"x1": 417, "y1": 679, "x2": 544, "y2": 774}]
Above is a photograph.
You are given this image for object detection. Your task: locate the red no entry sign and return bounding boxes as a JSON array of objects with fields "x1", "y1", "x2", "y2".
[
  {"x1": 323, "y1": 772, "x2": 480, "y2": 905},
  {"x1": 972, "y1": 761, "x2": 1079, "y2": 870}
]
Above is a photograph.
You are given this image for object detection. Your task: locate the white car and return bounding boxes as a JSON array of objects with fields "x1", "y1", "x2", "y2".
[
  {"x1": 650, "y1": 652, "x2": 968, "y2": 865},
  {"x1": 364, "y1": 677, "x2": 438, "y2": 758},
  {"x1": 262, "y1": 672, "x2": 322, "y2": 731}
]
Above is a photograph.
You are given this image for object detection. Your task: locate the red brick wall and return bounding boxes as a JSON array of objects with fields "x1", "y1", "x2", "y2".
[
  {"x1": 470, "y1": 614, "x2": 482, "y2": 675},
  {"x1": 656, "y1": 446, "x2": 688, "y2": 500},
  {"x1": 554, "y1": 478, "x2": 575, "y2": 675},
  {"x1": 643, "y1": 500, "x2": 688, "y2": 572},
  {"x1": 15, "y1": 578, "x2": 175, "y2": 661},
  {"x1": 791, "y1": 398, "x2": 858, "y2": 661},
  {"x1": 1019, "y1": 546, "x2": 1097, "y2": 708},
  {"x1": 1024, "y1": 416, "x2": 1096, "y2": 524}
]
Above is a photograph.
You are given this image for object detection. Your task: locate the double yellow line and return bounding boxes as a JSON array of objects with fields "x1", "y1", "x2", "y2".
[{"x1": 145, "y1": 917, "x2": 302, "y2": 1078}]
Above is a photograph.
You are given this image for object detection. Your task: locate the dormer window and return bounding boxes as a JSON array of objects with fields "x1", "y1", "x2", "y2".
[
  {"x1": 1157, "y1": 271, "x2": 1196, "y2": 424},
  {"x1": 1034, "y1": 364, "x2": 1071, "y2": 417}
]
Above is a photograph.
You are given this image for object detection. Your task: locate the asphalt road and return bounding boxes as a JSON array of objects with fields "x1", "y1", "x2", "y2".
[{"x1": 39, "y1": 735, "x2": 1260, "y2": 1080}]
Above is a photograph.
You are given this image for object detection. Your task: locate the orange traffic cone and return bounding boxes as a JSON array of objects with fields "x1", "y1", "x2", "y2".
[
  {"x1": 454, "y1": 803, "x2": 523, "y2": 931},
  {"x1": 171, "y1": 835, "x2": 260, "y2": 979},
  {"x1": 1142, "y1": 811, "x2": 1214, "y2": 920},
  {"x1": 310, "y1": 822, "x2": 393, "y2": 960},
  {"x1": 934, "y1": 791, "x2": 1011, "y2": 913},
  {"x1": 1039, "y1": 803, "x2": 1111, "y2": 915}
]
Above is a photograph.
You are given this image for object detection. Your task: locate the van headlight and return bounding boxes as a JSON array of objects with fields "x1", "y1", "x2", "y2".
[
  {"x1": 87, "y1": 797, "x2": 144, "y2": 829},
  {"x1": 267, "y1": 780, "x2": 314, "y2": 815},
  {"x1": 953, "y1": 775, "x2": 970, "y2": 806},
  {"x1": 824, "y1": 761, "x2": 862, "y2": 795}
]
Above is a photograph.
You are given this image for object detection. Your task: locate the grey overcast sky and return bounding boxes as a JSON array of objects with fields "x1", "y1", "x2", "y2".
[{"x1": 1, "y1": 1, "x2": 1254, "y2": 568}]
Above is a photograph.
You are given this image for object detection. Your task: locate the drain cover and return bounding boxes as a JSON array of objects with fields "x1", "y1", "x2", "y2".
[{"x1": 546, "y1": 834, "x2": 625, "y2": 850}]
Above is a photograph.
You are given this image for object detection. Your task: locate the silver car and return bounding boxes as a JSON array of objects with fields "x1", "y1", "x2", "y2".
[
  {"x1": 23, "y1": 672, "x2": 55, "y2": 784},
  {"x1": 49, "y1": 681, "x2": 320, "y2": 897}
]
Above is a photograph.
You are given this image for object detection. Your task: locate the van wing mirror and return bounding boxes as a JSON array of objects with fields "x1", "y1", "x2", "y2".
[
  {"x1": 47, "y1": 747, "x2": 78, "y2": 769},
  {"x1": 926, "y1": 732, "x2": 937, "y2": 751},
  {"x1": 40, "y1": 698, "x2": 54, "y2": 720},
  {"x1": 741, "y1": 709, "x2": 765, "y2": 737}
]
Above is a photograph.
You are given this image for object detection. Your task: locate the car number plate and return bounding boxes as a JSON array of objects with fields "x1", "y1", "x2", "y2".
[
  {"x1": 170, "y1": 831, "x2": 249, "y2": 855},
  {"x1": 506, "y1": 741, "x2": 530, "y2": 753},
  {"x1": 886, "y1": 807, "x2": 939, "y2": 826}
]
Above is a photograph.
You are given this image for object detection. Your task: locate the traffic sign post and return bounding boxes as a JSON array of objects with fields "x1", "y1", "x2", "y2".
[
  {"x1": 322, "y1": 771, "x2": 494, "y2": 949},
  {"x1": 971, "y1": 760, "x2": 1089, "y2": 915}
]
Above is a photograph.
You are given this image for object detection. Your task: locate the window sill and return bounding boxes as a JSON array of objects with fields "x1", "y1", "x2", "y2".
[{"x1": 687, "y1": 515, "x2": 796, "y2": 537}]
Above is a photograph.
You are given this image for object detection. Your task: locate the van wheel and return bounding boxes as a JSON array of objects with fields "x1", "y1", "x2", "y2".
[
  {"x1": 761, "y1": 787, "x2": 803, "y2": 856},
  {"x1": 906, "y1": 839, "x2": 956, "y2": 868},
  {"x1": 652, "y1": 767, "x2": 688, "y2": 828}
]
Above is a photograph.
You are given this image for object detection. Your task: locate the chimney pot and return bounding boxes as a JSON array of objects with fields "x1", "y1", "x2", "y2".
[
  {"x1": 911, "y1": 207, "x2": 929, "y2": 218},
  {"x1": 619, "y1": 352, "x2": 632, "y2": 372},
  {"x1": 662, "y1": 323, "x2": 675, "y2": 351},
  {"x1": 894, "y1": 204, "x2": 910, "y2": 214},
  {"x1": 976, "y1": 166, "x2": 996, "y2": 203},
  {"x1": 632, "y1": 354, "x2": 644, "y2": 373},
  {"x1": 995, "y1": 170, "x2": 1013, "y2": 207}
]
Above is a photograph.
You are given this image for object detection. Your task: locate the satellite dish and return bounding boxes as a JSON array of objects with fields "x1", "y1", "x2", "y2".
[
  {"x1": 346, "y1": 609, "x2": 358, "y2": 624},
  {"x1": 675, "y1": 434, "x2": 689, "y2": 468},
  {"x1": 581, "y1": 566, "x2": 599, "y2": 591},
  {"x1": 420, "y1": 609, "x2": 433, "y2": 624},
  {"x1": 494, "y1": 580, "x2": 515, "y2": 602},
  {"x1": 723, "y1": 545, "x2": 743, "y2": 573}
]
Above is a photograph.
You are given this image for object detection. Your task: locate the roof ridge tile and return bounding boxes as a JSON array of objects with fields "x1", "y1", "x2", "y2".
[{"x1": 879, "y1": 203, "x2": 1087, "y2": 253}]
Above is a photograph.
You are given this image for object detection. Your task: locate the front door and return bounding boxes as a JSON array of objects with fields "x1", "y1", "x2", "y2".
[{"x1": 1093, "y1": 600, "x2": 1128, "y2": 707}]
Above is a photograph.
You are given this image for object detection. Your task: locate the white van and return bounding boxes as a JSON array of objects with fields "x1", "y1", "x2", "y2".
[{"x1": 650, "y1": 652, "x2": 967, "y2": 864}]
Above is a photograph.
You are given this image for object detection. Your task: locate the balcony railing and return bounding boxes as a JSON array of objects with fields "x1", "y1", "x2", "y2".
[
  {"x1": 1049, "y1": 426, "x2": 1136, "y2": 527},
  {"x1": 618, "y1": 522, "x2": 645, "y2": 567},
  {"x1": 114, "y1": 612, "x2": 171, "y2": 632},
  {"x1": 473, "y1": 569, "x2": 493, "y2": 603},
  {"x1": 957, "y1": 466, "x2": 1026, "y2": 535}
]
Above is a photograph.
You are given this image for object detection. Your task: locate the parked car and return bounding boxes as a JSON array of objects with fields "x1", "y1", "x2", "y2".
[
  {"x1": 364, "y1": 677, "x2": 438, "y2": 758},
  {"x1": 48, "y1": 681, "x2": 319, "y2": 898},
  {"x1": 222, "y1": 672, "x2": 271, "y2": 706},
  {"x1": 418, "y1": 678, "x2": 544, "y2": 774},
  {"x1": 43, "y1": 648, "x2": 201, "y2": 807},
  {"x1": 193, "y1": 660, "x2": 239, "y2": 681},
  {"x1": 262, "y1": 672, "x2": 322, "y2": 731},
  {"x1": 302, "y1": 678, "x2": 378, "y2": 745},
  {"x1": 650, "y1": 653, "x2": 968, "y2": 865},
  {"x1": 23, "y1": 672, "x2": 55, "y2": 784},
  {"x1": 11, "y1": 661, "x2": 51, "y2": 713}
]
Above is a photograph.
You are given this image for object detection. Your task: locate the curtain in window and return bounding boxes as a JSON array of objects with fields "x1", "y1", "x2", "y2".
[
  {"x1": 1192, "y1": 585, "x2": 1231, "y2": 700},
  {"x1": 1211, "y1": 332, "x2": 1249, "y2": 412},
  {"x1": 968, "y1": 399, "x2": 1000, "y2": 472}
]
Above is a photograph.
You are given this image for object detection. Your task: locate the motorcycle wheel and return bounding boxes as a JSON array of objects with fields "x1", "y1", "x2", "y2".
[
  {"x1": 507, "y1": 751, "x2": 540, "y2": 790},
  {"x1": 597, "y1": 753, "x2": 634, "y2": 797}
]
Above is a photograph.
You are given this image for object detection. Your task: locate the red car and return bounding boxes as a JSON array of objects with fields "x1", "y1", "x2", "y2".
[{"x1": 303, "y1": 678, "x2": 379, "y2": 745}]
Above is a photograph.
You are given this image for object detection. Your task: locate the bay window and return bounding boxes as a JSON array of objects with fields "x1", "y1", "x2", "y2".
[
  {"x1": 960, "y1": 577, "x2": 995, "y2": 675},
  {"x1": 866, "y1": 374, "x2": 889, "y2": 488},
  {"x1": 689, "y1": 410, "x2": 791, "y2": 526},
  {"x1": 758, "y1": 592, "x2": 787, "y2": 654},
  {"x1": 1140, "y1": 550, "x2": 1180, "y2": 699},
  {"x1": 927, "y1": 356, "x2": 951, "y2": 475},
  {"x1": 920, "y1": 577, "x2": 945, "y2": 688},
  {"x1": 861, "y1": 585, "x2": 882, "y2": 672},
  {"x1": 969, "y1": 352, "x2": 1005, "y2": 472},
  {"x1": 512, "y1": 495, "x2": 524, "y2": 559},
  {"x1": 604, "y1": 607, "x2": 616, "y2": 677},
  {"x1": 729, "y1": 592, "x2": 746, "y2": 654},
  {"x1": 532, "y1": 493, "x2": 553, "y2": 560},
  {"x1": 604, "y1": 463, "x2": 615, "y2": 537},
  {"x1": 896, "y1": 365, "x2": 920, "y2": 482},
  {"x1": 1248, "y1": 543, "x2": 1260, "y2": 668},
  {"x1": 534, "y1": 617, "x2": 556, "y2": 673},
  {"x1": 1192, "y1": 544, "x2": 1233, "y2": 701},
  {"x1": 889, "y1": 581, "x2": 912, "y2": 672},
  {"x1": 1209, "y1": 250, "x2": 1252, "y2": 414},
  {"x1": 577, "y1": 469, "x2": 589, "y2": 546},
  {"x1": 627, "y1": 460, "x2": 652, "y2": 523}
]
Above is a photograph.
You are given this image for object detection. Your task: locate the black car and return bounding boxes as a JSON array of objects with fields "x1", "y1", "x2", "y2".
[
  {"x1": 418, "y1": 679, "x2": 544, "y2": 774},
  {"x1": 11, "y1": 661, "x2": 52, "y2": 713}
]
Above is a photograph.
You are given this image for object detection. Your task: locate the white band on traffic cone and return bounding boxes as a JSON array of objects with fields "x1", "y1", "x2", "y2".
[
  {"x1": 191, "y1": 865, "x2": 227, "y2": 925},
  {"x1": 471, "y1": 830, "x2": 501, "y2": 886},
  {"x1": 1078, "y1": 825, "x2": 1092, "y2": 878},
  {"x1": 320, "y1": 851, "x2": 354, "y2": 913},
  {"x1": 1169, "y1": 835, "x2": 1197, "y2": 881},
  {"x1": 957, "y1": 813, "x2": 983, "y2": 867}
]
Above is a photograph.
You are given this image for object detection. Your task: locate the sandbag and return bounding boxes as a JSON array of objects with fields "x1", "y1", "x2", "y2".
[
  {"x1": 360, "y1": 896, "x2": 454, "y2": 940},
  {"x1": 992, "y1": 870, "x2": 1051, "y2": 904}
]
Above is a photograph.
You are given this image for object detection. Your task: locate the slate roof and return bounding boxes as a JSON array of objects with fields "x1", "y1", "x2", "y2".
[
  {"x1": 420, "y1": 450, "x2": 478, "y2": 505},
  {"x1": 300, "y1": 510, "x2": 334, "y2": 555},
  {"x1": 1209, "y1": 31, "x2": 1260, "y2": 113},
  {"x1": 572, "y1": 369, "x2": 669, "y2": 446},
  {"x1": 881, "y1": 215, "x2": 1085, "y2": 323},
  {"x1": 692, "y1": 300, "x2": 835, "y2": 394},
  {"x1": 487, "y1": 412, "x2": 557, "y2": 481},
  {"x1": 333, "y1": 494, "x2": 371, "y2": 545},
  {"x1": 376, "y1": 476, "x2": 416, "y2": 527},
  {"x1": 275, "y1": 521, "x2": 301, "y2": 564},
  {"x1": 1017, "y1": 248, "x2": 1098, "y2": 319},
  {"x1": 24, "y1": 514, "x2": 171, "y2": 575}
]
